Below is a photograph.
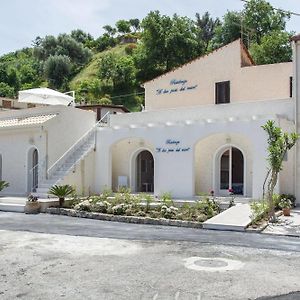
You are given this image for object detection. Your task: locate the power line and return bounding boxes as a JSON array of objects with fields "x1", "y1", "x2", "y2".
[{"x1": 109, "y1": 91, "x2": 145, "y2": 99}]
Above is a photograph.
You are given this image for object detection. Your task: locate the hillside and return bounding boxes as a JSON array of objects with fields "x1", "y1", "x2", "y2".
[
  {"x1": 70, "y1": 45, "x2": 127, "y2": 90},
  {"x1": 0, "y1": 3, "x2": 293, "y2": 112}
]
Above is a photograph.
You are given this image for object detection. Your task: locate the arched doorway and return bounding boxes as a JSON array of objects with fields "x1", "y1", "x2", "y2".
[
  {"x1": 28, "y1": 148, "x2": 39, "y2": 193},
  {"x1": 136, "y1": 150, "x2": 154, "y2": 193},
  {"x1": 219, "y1": 147, "x2": 244, "y2": 195}
]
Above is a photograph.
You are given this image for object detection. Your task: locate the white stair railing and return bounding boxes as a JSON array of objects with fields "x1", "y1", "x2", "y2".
[{"x1": 47, "y1": 112, "x2": 110, "y2": 179}]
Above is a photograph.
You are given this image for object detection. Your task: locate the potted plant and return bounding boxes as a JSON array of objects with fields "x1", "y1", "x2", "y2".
[
  {"x1": 25, "y1": 194, "x2": 40, "y2": 214},
  {"x1": 278, "y1": 198, "x2": 292, "y2": 216},
  {"x1": 0, "y1": 180, "x2": 9, "y2": 192},
  {"x1": 228, "y1": 188, "x2": 235, "y2": 207},
  {"x1": 48, "y1": 184, "x2": 75, "y2": 207}
]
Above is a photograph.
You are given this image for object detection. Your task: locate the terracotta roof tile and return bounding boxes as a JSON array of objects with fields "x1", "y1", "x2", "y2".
[
  {"x1": 0, "y1": 114, "x2": 57, "y2": 128},
  {"x1": 291, "y1": 34, "x2": 300, "y2": 42}
]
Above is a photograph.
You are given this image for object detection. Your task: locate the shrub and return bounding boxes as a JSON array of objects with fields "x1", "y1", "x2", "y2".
[
  {"x1": 279, "y1": 194, "x2": 296, "y2": 208},
  {"x1": 88, "y1": 195, "x2": 103, "y2": 204},
  {"x1": 135, "y1": 211, "x2": 146, "y2": 217},
  {"x1": 48, "y1": 184, "x2": 75, "y2": 207},
  {"x1": 149, "y1": 210, "x2": 161, "y2": 219},
  {"x1": 161, "y1": 205, "x2": 178, "y2": 219},
  {"x1": 278, "y1": 198, "x2": 292, "y2": 209},
  {"x1": 250, "y1": 200, "x2": 269, "y2": 223},
  {"x1": 196, "y1": 213, "x2": 208, "y2": 223},
  {"x1": 125, "y1": 43, "x2": 137, "y2": 55},
  {"x1": 0, "y1": 181, "x2": 9, "y2": 192},
  {"x1": 112, "y1": 203, "x2": 128, "y2": 215},
  {"x1": 160, "y1": 192, "x2": 174, "y2": 207},
  {"x1": 93, "y1": 201, "x2": 111, "y2": 213},
  {"x1": 98, "y1": 96, "x2": 112, "y2": 105},
  {"x1": 195, "y1": 198, "x2": 220, "y2": 218},
  {"x1": 74, "y1": 200, "x2": 92, "y2": 212}
]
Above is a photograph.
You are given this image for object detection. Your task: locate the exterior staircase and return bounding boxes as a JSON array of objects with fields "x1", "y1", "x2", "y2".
[
  {"x1": 0, "y1": 197, "x2": 26, "y2": 213},
  {"x1": 32, "y1": 112, "x2": 109, "y2": 199}
]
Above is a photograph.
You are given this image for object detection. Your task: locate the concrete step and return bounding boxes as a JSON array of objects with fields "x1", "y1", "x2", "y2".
[
  {"x1": 0, "y1": 203, "x2": 25, "y2": 213},
  {"x1": 39, "y1": 183, "x2": 56, "y2": 188},
  {"x1": 0, "y1": 197, "x2": 27, "y2": 205},
  {"x1": 31, "y1": 192, "x2": 53, "y2": 199},
  {"x1": 203, "y1": 204, "x2": 252, "y2": 232}
]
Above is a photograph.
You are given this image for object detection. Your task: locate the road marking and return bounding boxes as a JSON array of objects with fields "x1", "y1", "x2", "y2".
[{"x1": 183, "y1": 256, "x2": 245, "y2": 272}]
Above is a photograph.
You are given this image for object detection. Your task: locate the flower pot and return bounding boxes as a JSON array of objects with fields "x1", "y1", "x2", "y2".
[
  {"x1": 25, "y1": 201, "x2": 41, "y2": 214},
  {"x1": 282, "y1": 208, "x2": 291, "y2": 216}
]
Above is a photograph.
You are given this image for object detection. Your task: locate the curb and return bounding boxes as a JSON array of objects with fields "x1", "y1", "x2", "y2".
[
  {"x1": 261, "y1": 231, "x2": 300, "y2": 238},
  {"x1": 45, "y1": 208, "x2": 203, "y2": 229}
]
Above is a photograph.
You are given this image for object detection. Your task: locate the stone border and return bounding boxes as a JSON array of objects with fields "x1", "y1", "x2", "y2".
[
  {"x1": 45, "y1": 208, "x2": 203, "y2": 229},
  {"x1": 246, "y1": 211, "x2": 283, "y2": 233}
]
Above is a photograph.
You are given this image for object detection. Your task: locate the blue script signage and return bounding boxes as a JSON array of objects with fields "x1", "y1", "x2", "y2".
[
  {"x1": 156, "y1": 139, "x2": 191, "y2": 154},
  {"x1": 156, "y1": 79, "x2": 198, "y2": 96}
]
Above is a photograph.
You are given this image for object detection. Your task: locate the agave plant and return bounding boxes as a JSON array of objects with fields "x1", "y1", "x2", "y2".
[
  {"x1": 48, "y1": 184, "x2": 75, "y2": 207},
  {"x1": 0, "y1": 181, "x2": 9, "y2": 192}
]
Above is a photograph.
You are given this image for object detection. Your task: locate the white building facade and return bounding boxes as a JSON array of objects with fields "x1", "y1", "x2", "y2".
[
  {"x1": 1, "y1": 38, "x2": 300, "y2": 204},
  {"x1": 95, "y1": 39, "x2": 298, "y2": 201}
]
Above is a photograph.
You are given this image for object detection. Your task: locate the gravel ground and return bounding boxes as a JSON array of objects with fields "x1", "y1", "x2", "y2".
[{"x1": 0, "y1": 228, "x2": 300, "y2": 300}]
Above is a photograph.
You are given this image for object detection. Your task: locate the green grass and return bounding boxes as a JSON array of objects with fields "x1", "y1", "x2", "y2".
[{"x1": 70, "y1": 45, "x2": 127, "y2": 90}]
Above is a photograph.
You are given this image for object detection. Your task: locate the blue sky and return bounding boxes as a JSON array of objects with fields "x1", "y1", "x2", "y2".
[{"x1": 0, "y1": 0, "x2": 299, "y2": 55}]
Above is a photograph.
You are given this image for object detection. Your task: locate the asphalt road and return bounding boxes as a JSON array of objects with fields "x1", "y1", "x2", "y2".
[
  {"x1": 0, "y1": 212, "x2": 300, "y2": 300},
  {"x1": 0, "y1": 212, "x2": 299, "y2": 252}
]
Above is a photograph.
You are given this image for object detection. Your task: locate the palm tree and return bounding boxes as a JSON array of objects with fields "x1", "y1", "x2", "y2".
[
  {"x1": 0, "y1": 181, "x2": 9, "y2": 192},
  {"x1": 48, "y1": 185, "x2": 74, "y2": 207}
]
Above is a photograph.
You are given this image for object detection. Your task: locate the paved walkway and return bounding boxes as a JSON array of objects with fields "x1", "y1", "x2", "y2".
[
  {"x1": 203, "y1": 203, "x2": 252, "y2": 231},
  {"x1": 263, "y1": 208, "x2": 300, "y2": 237}
]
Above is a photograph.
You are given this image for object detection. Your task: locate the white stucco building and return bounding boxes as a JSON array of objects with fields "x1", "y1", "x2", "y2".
[
  {"x1": 1, "y1": 37, "x2": 300, "y2": 204},
  {"x1": 95, "y1": 39, "x2": 297, "y2": 201}
]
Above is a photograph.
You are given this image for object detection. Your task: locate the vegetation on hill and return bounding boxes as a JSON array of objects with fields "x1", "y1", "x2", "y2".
[{"x1": 0, "y1": 0, "x2": 293, "y2": 111}]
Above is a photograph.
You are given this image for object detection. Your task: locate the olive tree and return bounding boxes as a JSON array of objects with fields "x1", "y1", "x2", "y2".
[{"x1": 262, "y1": 120, "x2": 299, "y2": 222}]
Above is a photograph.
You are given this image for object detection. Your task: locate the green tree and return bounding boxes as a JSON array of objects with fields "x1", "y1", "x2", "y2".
[
  {"x1": 129, "y1": 18, "x2": 140, "y2": 33},
  {"x1": 250, "y1": 31, "x2": 292, "y2": 64},
  {"x1": 0, "y1": 48, "x2": 41, "y2": 93},
  {"x1": 34, "y1": 34, "x2": 92, "y2": 66},
  {"x1": 211, "y1": 11, "x2": 242, "y2": 49},
  {"x1": 0, "y1": 82, "x2": 15, "y2": 98},
  {"x1": 96, "y1": 33, "x2": 117, "y2": 52},
  {"x1": 116, "y1": 20, "x2": 131, "y2": 35},
  {"x1": 98, "y1": 95, "x2": 112, "y2": 105},
  {"x1": 70, "y1": 29, "x2": 94, "y2": 47},
  {"x1": 243, "y1": 0, "x2": 290, "y2": 44},
  {"x1": 103, "y1": 25, "x2": 117, "y2": 37},
  {"x1": 114, "y1": 56, "x2": 136, "y2": 89},
  {"x1": 75, "y1": 79, "x2": 102, "y2": 103},
  {"x1": 195, "y1": 12, "x2": 221, "y2": 51},
  {"x1": 44, "y1": 55, "x2": 72, "y2": 88},
  {"x1": 98, "y1": 52, "x2": 118, "y2": 83},
  {"x1": 262, "y1": 120, "x2": 298, "y2": 222},
  {"x1": 98, "y1": 53, "x2": 136, "y2": 89},
  {"x1": 135, "y1": 11, "x2": 202, "y2": 81}
]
